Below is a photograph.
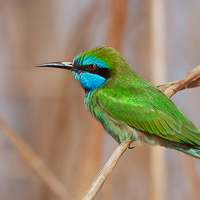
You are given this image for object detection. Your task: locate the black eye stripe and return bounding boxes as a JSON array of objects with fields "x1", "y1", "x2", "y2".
[
  {"x1": 88, "y1": 65, "x2": 110, "y2": 79},
  {"x1": 96, "y1": 67, "x2": 110, "y2": 78},
  {"x1": 78, "y1": 65, "x2": 110, "y2": 79}
]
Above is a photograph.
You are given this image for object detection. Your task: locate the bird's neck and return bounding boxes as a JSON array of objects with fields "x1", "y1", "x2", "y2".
[
  {"x1": 105, "y1": 70, "x2": 142, "y2": 89},
  {"x1": 84, "y1": 89, "x2": 97, "y2": 111}
]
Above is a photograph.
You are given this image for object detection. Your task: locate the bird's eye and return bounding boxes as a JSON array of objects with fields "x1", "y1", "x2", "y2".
[{"x1": 89, "y1": 64, "x2": 96, "y2": 71}]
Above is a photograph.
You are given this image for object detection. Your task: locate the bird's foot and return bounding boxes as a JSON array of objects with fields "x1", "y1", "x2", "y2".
[{"x1": 128, "y1": 145, "x2": 135, "y2": 149}]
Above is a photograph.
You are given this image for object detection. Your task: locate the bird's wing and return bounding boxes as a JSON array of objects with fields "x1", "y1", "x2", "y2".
[{"x1": 96, "y1": 87, "x2": 200, "y2": 145}]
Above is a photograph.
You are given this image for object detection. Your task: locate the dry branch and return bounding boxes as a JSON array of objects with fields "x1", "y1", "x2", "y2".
[
  {"x1": 82, "y1": 140, "x2": 132, "y2": 200},
  {"x1": 0, "y1": 118, "x2": 71, "y2": 200},
  {"x1": 158, "y1": 65, "x2": 200, "y2": 97},
  {"x1": 83, "y1": 65, "x2": 200, "y2": 200}
]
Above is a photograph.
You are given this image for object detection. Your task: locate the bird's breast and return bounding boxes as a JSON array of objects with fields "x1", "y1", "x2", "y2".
[{"x1": 84, "y1": 89, "x2": 139, "y2": 143}]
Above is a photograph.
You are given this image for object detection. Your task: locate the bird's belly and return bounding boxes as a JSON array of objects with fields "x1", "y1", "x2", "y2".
[{"x1": 92, "y1": 106, "x2": 138, "y2": 143}]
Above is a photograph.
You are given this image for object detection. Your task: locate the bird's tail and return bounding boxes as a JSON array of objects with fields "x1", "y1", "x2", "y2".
[
  {"x1": 175, "y1": 146, "x2": 200, "y2": 159},
  {"x1": 174, "y1": 123, "x2": 200, "y2": 159}
]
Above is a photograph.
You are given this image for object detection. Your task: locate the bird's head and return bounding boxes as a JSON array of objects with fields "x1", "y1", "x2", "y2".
[{"x1": 38, "y1": 46, "x2": 130, "y2": 93}]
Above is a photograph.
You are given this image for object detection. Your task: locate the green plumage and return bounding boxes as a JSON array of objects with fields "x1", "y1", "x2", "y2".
[
  {"x1": 84, "y1": 47, "x2": 200, "y2": 158},
  {"x1": 39, "y1": 46, "x2": 200, "y2": 158}
]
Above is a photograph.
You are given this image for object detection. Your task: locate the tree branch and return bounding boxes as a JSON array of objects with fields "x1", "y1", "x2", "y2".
[
  {"x1": 158, "y1": 65, "x2": 200, "y2": 97},
  {"x1": 82, "y1": 140, "x2": 133, "y2": 200},
  {"x1": 83, "y1": 65, "x2": 200, "y2": 200}
]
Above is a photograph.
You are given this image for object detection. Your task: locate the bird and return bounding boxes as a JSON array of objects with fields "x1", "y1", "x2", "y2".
[{"x1": 38, "y1": 46, "x2": 200, "y2": 158}]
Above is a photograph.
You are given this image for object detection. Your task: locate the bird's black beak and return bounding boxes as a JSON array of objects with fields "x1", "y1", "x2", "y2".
[{"x1": 37, "y1": 62, "x2": 74, "y2": 70}]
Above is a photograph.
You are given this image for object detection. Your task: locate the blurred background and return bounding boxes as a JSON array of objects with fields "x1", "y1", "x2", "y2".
[{"x1": 0, "y1": 0, "x2": 200, "y2": 199}]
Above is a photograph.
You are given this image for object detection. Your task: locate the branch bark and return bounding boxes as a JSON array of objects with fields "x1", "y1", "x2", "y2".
[
  {"x1": 158, "y1": 65, "x2": 200, "y2": 97},
  {"x1": 83, "y1": 65, "x2": 200, "y2": 200},
  {"x1": 82, "y1": 140, "x2": 132, "y2": 200}
]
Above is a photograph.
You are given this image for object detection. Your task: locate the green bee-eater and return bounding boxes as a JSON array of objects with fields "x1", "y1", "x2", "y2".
[{"x1": 38, "y1": 46, "x2": 200, "y2": 158}]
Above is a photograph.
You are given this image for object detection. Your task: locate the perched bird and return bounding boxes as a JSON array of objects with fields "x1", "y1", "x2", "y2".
[{"x1": 38, "y1": 46, "x2": 200, "y2": 158}]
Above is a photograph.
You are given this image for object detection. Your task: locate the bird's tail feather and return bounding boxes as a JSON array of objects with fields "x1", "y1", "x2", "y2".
[{"x1": 175, "y1": 146, "x2": 200, "y2": 158}]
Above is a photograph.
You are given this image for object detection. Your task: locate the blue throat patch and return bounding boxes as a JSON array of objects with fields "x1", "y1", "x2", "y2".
[{"x1": 72, "y1": 71, "x2": 106, "y2": 93}]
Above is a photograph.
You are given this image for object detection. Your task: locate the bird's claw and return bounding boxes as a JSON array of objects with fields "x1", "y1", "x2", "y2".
[{"x1": 128, "y1": 145, "x2": 135, "y2": 149}]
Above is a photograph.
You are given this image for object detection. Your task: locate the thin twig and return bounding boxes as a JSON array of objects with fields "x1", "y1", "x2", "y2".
[
  {"x1": 0, "y1": 117, "x2": 70, "y2": 200},
  {"x1": 158, "y1": 65, "x2": 200, "y2": 97},
  {"x1": 83, "y1": 65, "x2": 200, "y2": 200},
  {"x1": 82, "y1": 140, "x2": 132, "y2": 200}
]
